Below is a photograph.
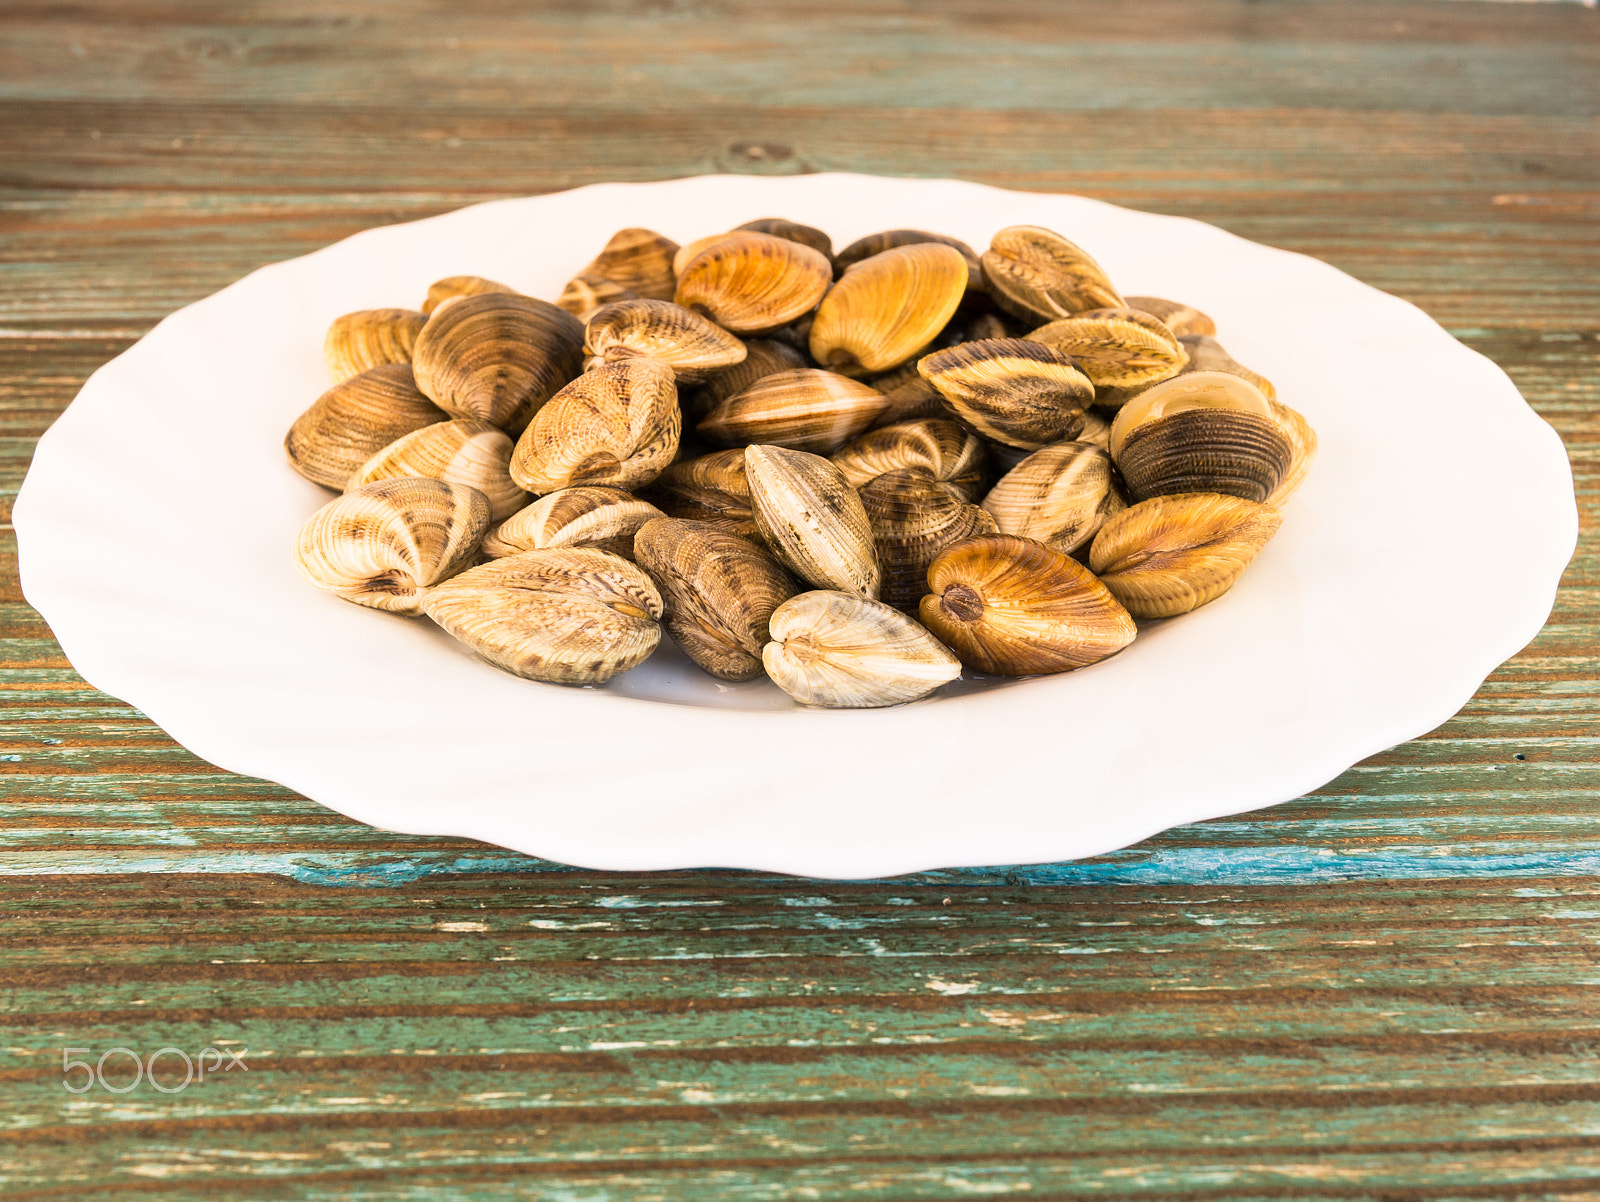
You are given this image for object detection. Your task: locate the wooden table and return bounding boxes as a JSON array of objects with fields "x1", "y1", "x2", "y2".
[{"x1": 3, "y1": 2, "x2": 1597, "y2": 1195}]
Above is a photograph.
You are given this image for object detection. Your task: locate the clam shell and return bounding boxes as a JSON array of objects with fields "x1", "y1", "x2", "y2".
[
  {"x1": 411, "y1": 292, "x2": 585, "y2": 433},
  {"x1": 867, "y1": 360, "x2": 948, "y2": 428},
  {"x1": 859, "y1": 468, "x2": 998, "y2": 610},
  {"x1": 1124, "y1": 296, "x2": 1216, "y2": 339},
  {"x1": 559, "y1": 228, "x2": 680, "y2": 315},
  {"x1": 348, "y1": 419, "x2": 526, "y2": 521},
  {"x1": 483, "y1": 486, "x2": 664, "y2": 560},
  {"x1": 1090, "y1": 493, "x2": 1282, "y2": 618},
  {"x1": 830, "y1": 418, "x2": 988, "y2": 502},
  {"x1": 422, "y1": 276, "x2": 517, "y2": 316},
  {"x1": 744, "y1": 444, "x2": 881, "y2": 599},
  {"x1": 686, "y1": 338, "x2": 808, "y2": 423},
  {"x1": 1026, "y1": 308, "x2": 1186, "y2": 390},
  {"x1": 423, "y1": 547, "x2": 662, "y2": 686},
  {"x1": 698, "y1": 368, "x2": 887, "y2": 454},
  {"x1": 763, "y1": 590, "x2": 962, "y2": 708},
  {"x1": 557, "y1": 273, "x2": 640, "y2": 322},
  {"x1": 980, "y1": 441, "x2": 1122, "y2": 554},
  {"x1": 584, "y1": 298, "x2": 747, "y2": 385},
  {"x1": 674, "y1": 232, "x2": 832, "y2": 335},
  {"x1": 981, "y1": 226, "x2": 1123, "y2": 324},
  {"x1": 638, "y1": 448, "x2": 758, "y2": 539},
  {"x1": 285, "y1": 363, "x2": 447, "y2": 490},
  {"x1": 809, "y1": 242, "x2": 970, "y2": 377},
  {"x1": 917, "y1": 338, "x2": 1093, "y2": 450},
  {"x1": 1116, "y1": 408, "x2": 1293, "y2": 505},
  {"x1": 510, "y1": 358, "x2": 681, "y2": 496},
  {"x1": 634, "y1": 517, "x2": 799, "y2": 681},
  {"x1": 294, "y1": 477, "x2": 490, "y2": 616},
  {"x1": 832, "y1": 229, "x2": 983, "y2": 292},
  {"x1": 919, "y1": 534, "x2": 1136, "y2": 676},
  {"x1": 323, "y1": 309, "x2": 427, "y2": 384},
  {"x1": 1107, "y1": 370, "x2": 1274, "y2": 461},
  {"x1": 672, "y1": 233, "x2": 740, "y2": 278},
  {"x1": 734, "y1": 217, "x2": 834, "y2": 261},
  {"x1": 1177, "y1": 334, "x2": 1276, "y2": 399},
  {"x1": 1264, "y1": 399, "x2": 1317, "y2": 508}
]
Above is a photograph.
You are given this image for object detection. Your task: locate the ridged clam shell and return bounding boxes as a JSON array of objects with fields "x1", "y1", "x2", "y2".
[
  {"x1": 323, "y1": 309, "x2": 427, "y2": 384},
  {"x1": 1124, "y1": 296, "x2": 1216, "y2": 338},
  {"x1": 698, "y1": 368, "x2": 887, "y2": 454},
  {"x1": 809, "y1": 242, "x2": 970, "y2": 377},
  {"x1": 483, "y1": 486, "x2": 663, "y2": 560},
  {"x1": 557, "y1": 273, "x2": 640, "y2": 322},
  {"x1": 285, "y1": 364, "x2": 447, "y2": 490},
  {"x1": 1177, "y1": 335, "x2": 1276, "y2": 399},
  {"x1": 832, "y1": 229, "x2": 983, "y2": 293},
  {"x1": 867, "y1": 360, "x2": 948, "y2": 428},
  {"x1": 348, "y1": 419, "x2": 526, "y2": 521},
  {"x1": 686, "y1": 338, "x2": 807, "y2": 423},
  {"x1": 917, "y1": 338, "x2": 1093, "y2": 450},
  {"x1": 735, "y1": 218, "x2": 834, "y2": 261},
  {"x1": 558, "y1": 228, "x2": 680, "y2": 315},
  {"x1": 1026, "y1": 308, "x2": 1186, "y2": 390},
  {"x1": 831, "y1": 418, "x2": 988, "y2": 502},
  {"x1": 859, "y1": 469, "x2": 998, "y2": 610},
  {"x1": 411, "y1": 292, "x2": 585, "y2": 433},
  {"x1": 674, "y1": 232, "x2": 832, "y2": 335},
  {"x1": 1090, "y1": 493, "x2": 1282, "y2": 618},
  {"x1": 919, "y1": 534, "x2": 1136, "y2": 676},
  {"x1": 980, "y1": 226, "x2": 1124, "y2": 324},
  {"x1": 584, "y1": 299, "x2": 747, "y2": 385},
  {"x1": 764, "y1": 591, "x2": 961, "y2": 708},
  {"x1": 638, "y1": 448, "x2": 757, "y2": 539},
  {"x1": 294, "y1": 477, "x2": 490, "y2": 616},
  {"x1": 423, "y1": 548, "x2": 662, "y2": 686},
  {"x1": 1116, "y1": 408, "x2": 1293, "y2": 504},
  {"x1": 510, "y1": 358, "x2": 681, "y2": 496},
  {"x1": 422, "y1": 276, "x2": 516, "y2": 316},
  {"x1": 634, "y1": 517, "x2": 799, "y2": 681},
  {"x1": 1107, "y1": 370, "x2": 1274, "y2": 461},
  {"x1": 981, "y1": 441, "x2": 1123, "y2": 554},
  {"x1": 1265, "y1": 399, "x2": 1317, "y2": 508},
  {"x1": 745, "y1": 444, "x2": 881, "y2": 599},
  {"x1": 671, "y1": 233, "x2": 738, "y2": 277}
]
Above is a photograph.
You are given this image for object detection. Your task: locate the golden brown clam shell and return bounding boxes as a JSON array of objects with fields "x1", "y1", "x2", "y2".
[
  {"x1": 1124, "y1": 296, "x2": 1216, "y2": 339},
  {"x1": 981, "y1": 225, "x2": 1124, "y2": 323},
  {"x1": 481, "y1": 486, "x2": 663, "y2": 560},
  {"x1": 558, "y1": 228, "x2": 680, "y2": 317},
  {"x1": 638, "y1": 448, "x2": 758, "y2": 539},
  {"x1": 832, "y1": 229, "x2": 983, "y2": 292},
  {"x1": 422, "y1": 276, "x2": 517, "y2": 316},
  {"x1": 917, "y1": 338, "x2": 1093, "y2": 450},
  {"x1": 584, "y1": 298, "x2": 747, "y2": 385},
  {"x1": 685, "y1": 338, "x2": 808, "y2": 423},
  {"x1": 980, "y1": 441, "x2": 1122, "y2": 555},
  {"x1": 1026, "y1": 308, "x2": 1186, "y2": 391},
  {"x1": 809, "y1": 242, "x2": 970, "y2": 377},
  {"x1": 697, "y1": 368, "x2": 887, "y2": 454},
  {"x1": 323, "y1": 309, "x2": 427, "y2": 384},
  {"x1": 348, "y1": 418, "x2": 527, "y2": 521},
  {"x1": 285, "y1": 364, "x2": 448, "y2": 490},
  {"x1": 734, "y1": 218, "x2": 834, "y2": 261},
  {"x1": 674, "y1": 232, "x2": 832, "y2": 335}
]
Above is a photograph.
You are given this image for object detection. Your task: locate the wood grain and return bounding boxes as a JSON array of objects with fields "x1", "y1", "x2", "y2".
[{"x1": 2, "y1": 0, "x2": 1598, "y2": 1195}]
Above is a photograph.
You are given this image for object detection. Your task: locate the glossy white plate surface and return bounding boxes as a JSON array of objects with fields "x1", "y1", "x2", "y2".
[{"x1": 14, "y1": 173, "x2": 1576, "y2": 878}]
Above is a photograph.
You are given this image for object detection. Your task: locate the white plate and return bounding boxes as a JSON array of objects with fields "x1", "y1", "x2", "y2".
[{"x1": 14, "y1": 173, "x2": 1576, "y2": 879}]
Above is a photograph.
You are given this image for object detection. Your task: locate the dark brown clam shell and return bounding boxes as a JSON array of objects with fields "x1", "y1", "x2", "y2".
[
  {"x1": 1115, "y1": 408, "x2": 1293, "y2": 504},
  {"x1": 858, "y1": 469, "x2": 997, "y2": 610}
]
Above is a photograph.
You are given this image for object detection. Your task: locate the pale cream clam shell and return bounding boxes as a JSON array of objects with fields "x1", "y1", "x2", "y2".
[{"x1": 763, "y1": 590, "x2": 961, "y2": 708}]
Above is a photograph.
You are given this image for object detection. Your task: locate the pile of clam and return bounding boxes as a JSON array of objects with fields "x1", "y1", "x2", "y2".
[{"x1": 287, "y1": 219, "x2": 1314, "y2": 707}]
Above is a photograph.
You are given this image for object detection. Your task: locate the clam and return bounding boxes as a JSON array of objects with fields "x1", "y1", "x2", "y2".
[
  {"x1": 1124, "y1": 296, "x2": 1216, "y2": 339},
  {"x1": 483, "y1": 485, "x2": 664, "y2": 560},
  {"x1": 510, "y1": 357, "x2": 680, "y2": 496},
  {"x1": 1265, "y1": 399, "x2": 1317, "y2": 507},
  {"x1": 1108, "y1": 371, "x2": 1291, "y2": 504},
  {"x1": 422, "y1": 276, "x2": 517, "y2": 316},
  {"x1": 324, "y1": 309, "x2": 427, "y2": 384},
  {"x1": 348, "y1": 419, "x2": 526, "y2": 520},
  {"x1": 674, "y1": 232, "x2": 832, "y2": 335},
  {"x1": 980, "y1": 225, "x2": 1123, "y2": 323},
  {"x1": 285, "y1": 364, "x2": 447, "y2": 490},
  {"x1": 981, "y1": 441, "x2": 1123, "y2": 555},
  {"x1": 638, "y1": 448, "x2": 758, "y2": 539},
  {"x1": 919, "y1": 534, "x2": 1136, "y2": 675},
  {"x1": 917, "y1": 338, "x2": 1093, "y2": 450},
  {"x1": 830, "y1": 418, "x2": 988, "y2": 502},
  {"x1": 832, "y1": 229, "x2": 983, "y2": 293},
  {"x1": 558, "y1": 227, "x2": 680, "y2": 317},
  {"x1": 744, "y1": 444, "x2": 880, "y2": 598},
  {"x1": 686, "y1": 338, "x2": 807, "y2": 423},
  {"x1": 584, "y1": 298, "x2": 747, "y2": 384},
  {"x1": 867, "y1": 360, "x2": 948, "y2": 428},
  {"x1": 1176, "y1": 334, "x2": 1276, "y2": 399},
  {"x1": 1025, "y1": 308, "x2": 1186, "y2": 390},
  {"x1": 809, "y1": 242, "x2": 969, "y2": 377},
  {"x1": 1089, "y1": 493, "x2": 1282, "y2": 618},
  {"x1": 859, "y1": 469, "x2": 998, "y2": 610},
  {"x1": 411, "y1": 292, "x2": 585, "y2": 432},
  {"x1": 764, "y1": 591, "x2": 962, "y2": 708},
  {"x1": 735, "y1": 217, "x2": 834, "y2": 260},
  {"x1": 634, "y1": 517, "x2": 799, "y2": 681},
  {"x1": 697, "y1": 368, "x2": 887, "y2": 454},
  {"x1": 423, "y1": 547, "x2": 662, "y2": 685},
  {"x1": 294, "y1": 477, "x2": 490, "y2": 616}
]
